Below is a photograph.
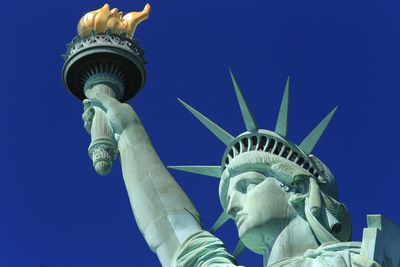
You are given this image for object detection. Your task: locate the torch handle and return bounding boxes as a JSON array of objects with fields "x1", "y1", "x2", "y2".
[{"x1": 86, "y1": 84, "x2": 119, "y2": 176}]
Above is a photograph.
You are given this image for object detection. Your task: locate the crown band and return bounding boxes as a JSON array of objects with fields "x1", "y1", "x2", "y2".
[{"x1": 222, "y1": 130, "x2": 323, "y2": 182}]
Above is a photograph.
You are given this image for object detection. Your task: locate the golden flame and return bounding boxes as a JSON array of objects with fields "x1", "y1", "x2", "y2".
[{"x1": 77, "y1": 3, "x2": 151, "y2": 39}]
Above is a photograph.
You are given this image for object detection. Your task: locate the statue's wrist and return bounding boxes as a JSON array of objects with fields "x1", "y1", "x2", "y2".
[{"x1": 117, "y1": 124, "x2": 150, "y2": 150}]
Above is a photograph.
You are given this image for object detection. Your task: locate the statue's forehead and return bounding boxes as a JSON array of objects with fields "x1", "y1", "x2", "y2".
[
  {"x1": 228, "y1": 170, "x2": 270, "y2": 185},
  {"x1": 226, "y1": 154, "x2": 309, "y2": 182},
  {"x1": 227, "y1": 166, "x2": 300, "y2": 189},
  {"x1": 219, "y1": 157, "x2": 311, "y2": 209}
]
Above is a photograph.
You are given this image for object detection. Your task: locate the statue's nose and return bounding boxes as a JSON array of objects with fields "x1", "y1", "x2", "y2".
[{"x1": 227, "y1": 192, "x2": 243, "y2": 219}]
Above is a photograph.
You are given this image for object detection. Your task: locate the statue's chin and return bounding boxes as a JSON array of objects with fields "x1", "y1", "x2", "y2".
[
  {"x1": 237, "y1": 218, "x2": 290, "y2": 255},
  {"x1": 238, "y1": 222, "x2": 271, "y2": 254}
]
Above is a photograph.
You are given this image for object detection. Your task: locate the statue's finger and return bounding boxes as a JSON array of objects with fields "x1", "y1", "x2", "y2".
[
  {"x1": 88, "y1": 106, "x2": 95, "y2": 116},
  {"x1": 87, "y1": 91, "x2": 120, "y2": 112},
  {"x1": 83, "y1": 99, "x2": 92, "y2": 111},
  {"x1": 82, "y1": 112, "x2": 88, "y2": 122},
  {"x1": 84, "y1": 120, "x2": 92, "y2": 134},
  {"x1": 82, "y1": 107, "x2": 94, "y2": 122}
]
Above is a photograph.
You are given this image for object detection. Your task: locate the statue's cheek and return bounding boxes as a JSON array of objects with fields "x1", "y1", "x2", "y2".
[{"x1": 244, "y1": 179, "x2": 289, "y2": 224}]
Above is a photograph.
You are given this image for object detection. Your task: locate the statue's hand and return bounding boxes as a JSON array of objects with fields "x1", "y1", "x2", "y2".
[{"x1": 82, "y1": 91, "x2": 140, "y2": 136}]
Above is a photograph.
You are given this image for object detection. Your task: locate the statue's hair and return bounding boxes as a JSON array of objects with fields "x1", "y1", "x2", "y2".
[{"x1": 309, "y1": 155, "x2": 338, "y2": 200}]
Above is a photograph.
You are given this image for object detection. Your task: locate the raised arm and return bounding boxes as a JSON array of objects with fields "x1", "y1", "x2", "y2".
[{"x1": 83, "y1": 91, "x2": 202, "y2": 267}]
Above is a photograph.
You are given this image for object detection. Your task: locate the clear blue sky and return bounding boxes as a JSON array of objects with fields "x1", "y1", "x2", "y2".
[{"x1": 0, "y1": 0, "x2": 399, "y2": 266}]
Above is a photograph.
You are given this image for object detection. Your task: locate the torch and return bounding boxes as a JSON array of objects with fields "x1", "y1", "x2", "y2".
[{"x1": 62, "y1": 3, "x2": 150, "y2": 175}]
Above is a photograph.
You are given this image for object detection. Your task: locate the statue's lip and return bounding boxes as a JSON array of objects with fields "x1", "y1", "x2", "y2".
[{"x1": 236, "y1": 212, "x2": 247, "y2": 228}]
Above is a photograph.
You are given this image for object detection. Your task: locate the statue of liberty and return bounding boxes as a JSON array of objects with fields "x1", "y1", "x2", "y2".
[{"x1": 63, "y1": 3, "x2": 399, "y2": 267}]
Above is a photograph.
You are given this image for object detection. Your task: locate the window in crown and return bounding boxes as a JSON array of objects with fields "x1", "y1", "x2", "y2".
[
  {"x1": 296, "y1": 157, "x2": 305, "y2": 165},
  {"x1": 242, "y1": 138, "x2": 249, "y2": 151},
  {"x1": 281, "y1": 147, "x2": 291, "y2": 158},
  {"x1": 234, "y1": 142, "x2": 241, "y2": 154},
  {"x1": 289, "y1": 152, "x2": 298, "y2": 161},
  {"x1": 229, "y1": 149, "x2": 234, "y2": 158},
  {"x1": 259, "y1": 136, "x2": 267, "y2": 151},
  {"x1": 309, "y1": 168, "x2": 314, "y2": 174},
  {"x1": 303, "y1": 162, "x2": 310, "y2": 170},
  {"x1": 266, "y1": 139, "x2": 275, "y2": 152},
  {"x1": 251, "y1": 136, "x2": 258, "y2": 150},
  {"x1": 274, "y1": 142, "x2": 283, "y2": 155}
]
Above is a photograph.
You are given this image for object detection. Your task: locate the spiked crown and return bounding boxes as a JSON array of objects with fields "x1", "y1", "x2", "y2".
[
  {"x1": 171, "y1": 69, "x2": 336, "y2": 183},
  {"x1": 169, "y1": 69, "x2": 342, "y2": 255}
]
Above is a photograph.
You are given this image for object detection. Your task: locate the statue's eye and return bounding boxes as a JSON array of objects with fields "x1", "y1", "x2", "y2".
[
  {"x1": 246, "y1": 183, "x2": 256, "y2": 192},
  {"x1": 237, "y1": 180, "x2": 258, "y2": 194},
  {"x1": 293, "y1": 180, "x2": 307, "y2": 194}
]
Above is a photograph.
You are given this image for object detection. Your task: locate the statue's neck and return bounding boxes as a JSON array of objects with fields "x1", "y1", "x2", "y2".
[{"x1": 266, "y1": 216, "x2": 319, "y2": 266}]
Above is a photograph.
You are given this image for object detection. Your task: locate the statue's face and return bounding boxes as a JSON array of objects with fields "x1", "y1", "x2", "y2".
[{"x1": 226, "y1": 171, "x2": 298, "y2": 254}]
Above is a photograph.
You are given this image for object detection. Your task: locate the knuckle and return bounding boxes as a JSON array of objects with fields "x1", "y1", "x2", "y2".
[{"x1": 121, "y1": 103, "x2": 133, "y2": 111}]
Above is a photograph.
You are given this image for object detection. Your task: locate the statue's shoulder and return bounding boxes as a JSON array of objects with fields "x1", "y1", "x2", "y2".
[
  {"x1": 270, "y1": 214, "x2": 400, "y2": 267},
  {"x1": 171, "y1": 230, "x2": 241, "y2": 267},
  {"x1": 269, "y1": 242, "x2": 378, "y2": 267},
  {"x1": 360, "y1": 214, "x2": 400, "y2": 267}
]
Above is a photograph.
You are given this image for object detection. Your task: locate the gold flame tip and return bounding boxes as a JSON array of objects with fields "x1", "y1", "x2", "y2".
[
  {"x1": 144, "y1": 3, "x2": 151, "y2": 13},
  {"x1": 77, "y1": 3, "x2": 151, "y2": 39}
]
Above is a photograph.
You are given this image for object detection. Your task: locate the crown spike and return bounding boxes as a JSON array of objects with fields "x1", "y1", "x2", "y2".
[
  {"x1": 177, "y1": 98, "x2": 235, "y2": 145},
  {"x1": 168, "y1": 166, "x2": 221, "y2": 178},
  {"x1": 233, "y1": 240, "x2": 246, "y2": 258},
  {"x1": 229, "y1": 68, "x2": 258, "y2": 132},
  {"x1": 210, "y1": 212, "x2": 230, "y2": 232},
  {"x1": 275, "y1": 77, "x2": 290, "y2": 137},
  {"x1": 299, "y1": 107, "x2": 338, "y2": 155}
]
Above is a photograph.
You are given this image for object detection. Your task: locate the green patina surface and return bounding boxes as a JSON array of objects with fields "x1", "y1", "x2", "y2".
[{"x1": 62, "y1": 26, "x2": 399, "y2": 267}]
